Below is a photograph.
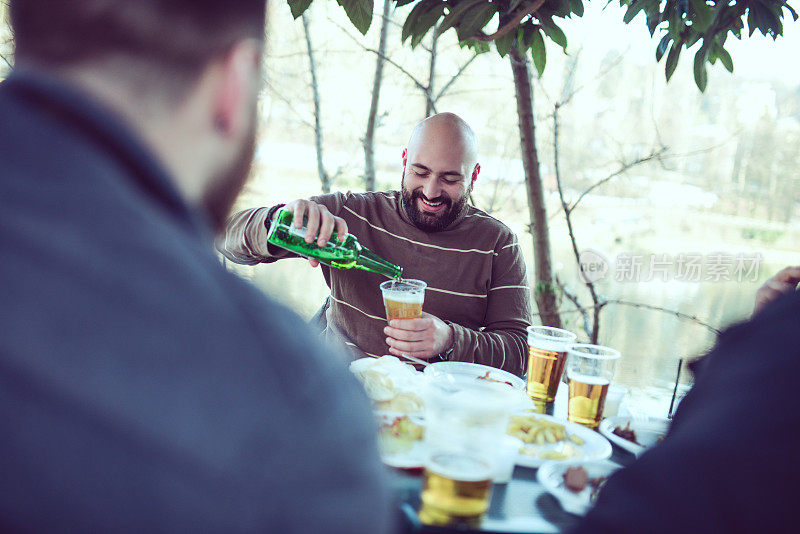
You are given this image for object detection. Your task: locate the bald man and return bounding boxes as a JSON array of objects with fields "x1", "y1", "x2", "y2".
[{"x1": 220, "y1": 113, "x2": 532, "y2": 375}]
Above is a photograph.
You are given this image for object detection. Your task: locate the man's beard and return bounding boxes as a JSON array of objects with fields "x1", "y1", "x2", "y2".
[
  {"x1": 401, "y1": 170, "x2": 471, "y2": 232},
  {"x1": 202, "y1": 118, "x2": 257, "y2": 234}
]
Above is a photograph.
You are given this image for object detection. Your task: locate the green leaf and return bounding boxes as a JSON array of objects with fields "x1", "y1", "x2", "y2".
[
  {"x1": 495, "y1": 30, "x2": 516, "y2": 57},
  {"x1": 288, "y1": 0, "x2": 313, "y2": 19},
  {"x1": 440, "y1": 0, "x2": 486, "y2": 33},
  {"x1": 569, "y1": 0, "x2": 585, "y2": 17},
  {"x1": 401, "y1": 0, "x2": 443, "y2": 44},
  {"x1": 456, "y1": 4, "x2": 496, "y2": 41},
  {"x1": 509, "y1": 0, "x2": 526, "y2": 11},
  {"x1": 412, "y1": 6, "x2": 447, "y2": 48},
  {"x1": 541, "y1": 20, "x2": 568, "y2": 51},
  {"x1": 716, "y1": 44, "x2": 734, "y2": 72},
  {"x1": 693, "y1": 48, "x2": 708, "y2": 91},
  {"x1": 395, "y1": 0, "x2": 417, "y2": 5},
  {"x1": 688, "y1": 0, "x2": 713, "y2": 32},
  {"x1": 664, "y1": 40, "x2": 682, "y2": 81},
  {"x1": 337, "y1": 0, "x2": 373, "y2": 34},
  {"x1": 655, "y1": 34, "x2": 670, "y2": 62},
  {"x1": 623, "y1": 0, "x2": 645, "y2": 23},
  {"x1": 530, "y1": 27, "x2": 547, "y2": 76}
]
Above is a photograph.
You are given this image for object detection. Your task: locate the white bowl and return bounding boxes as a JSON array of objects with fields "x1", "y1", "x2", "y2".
[{"x1": 423, "y1": 361, "x2": 525, "y2": 391}]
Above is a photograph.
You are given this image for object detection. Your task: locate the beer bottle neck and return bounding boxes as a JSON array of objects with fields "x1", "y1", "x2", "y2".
[{"x1": 357, "y1": 247, "x2": 403, "y2": 279}]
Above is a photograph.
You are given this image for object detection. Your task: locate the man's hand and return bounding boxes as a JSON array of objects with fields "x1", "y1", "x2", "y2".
[
  {"x1": 276, "y1": 199, "x2": 348, "y2": 268},
  {"x1": 754, "y1": 266, "x2": 800, "y2": 316},
  {"x1": 383, "y1": 312, "x2": 454, "y2": 359}
]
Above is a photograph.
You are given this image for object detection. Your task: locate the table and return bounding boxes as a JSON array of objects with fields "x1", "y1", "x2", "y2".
[
  {"x1": 392, "y1": 445, "x2": 635, "y2": 534},
  {"x1": 389, "y1": 387, "x2": 636, "y2": 534}
]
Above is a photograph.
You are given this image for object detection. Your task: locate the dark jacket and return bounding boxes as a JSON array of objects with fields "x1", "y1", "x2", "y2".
[
  {"x1": 0, "y1": 71, "x2": 390, "y2": 533},
  {"x1": 572, "y1": 291, "x2": 800, "y2": 533}
]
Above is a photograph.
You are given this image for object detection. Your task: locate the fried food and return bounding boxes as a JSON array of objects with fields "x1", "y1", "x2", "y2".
[
  {"x1": 612, "y1": 421, "x2": 640, "y2": 445},
  {"x1": 378, "y1": 415, "x2": 424, "y2": 455},
  {"x1": 508, "y1": 414, "x2": 584, "y2": 460}
]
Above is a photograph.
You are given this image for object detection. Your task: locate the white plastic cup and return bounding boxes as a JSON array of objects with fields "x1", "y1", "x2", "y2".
[
  {"x1": 491, "y1": 436, "x2": 524, "y2": 484},
  {"x1": 603, "y1": 384, "x2": 628, "y2": 419}
]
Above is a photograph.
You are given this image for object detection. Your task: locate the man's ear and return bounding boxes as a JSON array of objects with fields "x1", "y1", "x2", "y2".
[
  {"x1": 471, "y1": 163, "x2": 481, "y2": 183},
  {"x1": 401, "y1": 148, "x2": 408, "y2": 168},
  {"x1": 213, "y1": 40, "x2": 260, "y2": 137}
]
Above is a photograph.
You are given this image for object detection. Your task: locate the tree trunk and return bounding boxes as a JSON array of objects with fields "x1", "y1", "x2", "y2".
[
  {"x1": 363, "y1": 0, "x2": 392, "y2": 192},
  {"x1": 302, "y1": 13, "x2": 331, "y2": 193},
  {"x1": 425, "y1": 25, "x2": 439, "y2": 118},
  {"x1": 509, "y1": 48, "x2": 561, "y2": 329}
]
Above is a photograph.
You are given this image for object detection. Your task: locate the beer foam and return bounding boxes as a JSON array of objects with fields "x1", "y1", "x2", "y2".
[
  {"x1": 383, "y1": 291, "x2": 424, "y2": 303},
  {"x1": 566, "y1": 372, "x2": 610, "y2": 386},
  {"x1": 426, "y1": 453, "x2": 492, "y2": 482},
  {"x1": 528, "y1": 338, "x2": 572, "y2": 352}
]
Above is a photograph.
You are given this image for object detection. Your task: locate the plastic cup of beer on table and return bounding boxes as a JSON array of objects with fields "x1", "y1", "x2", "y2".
[
  {"x1": 526, "y1": 326, "x2": 578, "y2": 409},
  {"x1": 566, "y1": 344, "x2": 621, "y2": 429},
  {"x1": 418, "y1": 451, "x2": 494, "y2": 527},
  {"x1": 419, "y1": 374, "x2": 520, "y2": 526},
  {"x1": 380, "y1": 279, "x2": 426, "y2": 321}
]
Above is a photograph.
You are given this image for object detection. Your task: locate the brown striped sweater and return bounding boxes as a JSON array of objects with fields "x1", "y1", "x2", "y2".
[{"x1": 220, "y1": 191, "x2": 532, "y2": 376}]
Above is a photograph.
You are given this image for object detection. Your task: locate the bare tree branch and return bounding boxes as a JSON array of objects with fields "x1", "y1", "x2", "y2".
[
  {"x1": 553, "y1": 102, "x2": 604, "y2": 342},
  {"x1": 434, "y1": 53, "x2": 478, "y2": 102},
  {"x1": 330, "y1": 19, "x2": 428, "y2": 93},
  {"x1": 555, "y1": 275, "x2": 592, "y2": 337},
  {"x1": 302, "y1": 13, "x2": 331, "y2": 193},
  {"x1": 604, "y1": 299, "x2": 720, "y2": 335},
  {"x1": 425, "y1": 25, "x2": 440, "y2": 118},
  {"x1": 568, "y1": 147, "x2": 668, "y2": 213},
  {"x1": 263, "y1": 79, "x2": 315, "y2": 130},
  {"x1": 0, "y1": 53, "x2": 11, "y2": 69}
]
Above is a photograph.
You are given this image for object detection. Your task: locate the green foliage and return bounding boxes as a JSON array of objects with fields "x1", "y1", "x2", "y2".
[
  {"x1": 646, "y1": 0, "x2": 797, "y2": 91},
  {"x1": 288, "y1": 0, "x2": 797, "y2": 91},
  {"x1": 401, "y1": 0, "x2": 447, "y2": 47},
  {"x1": 288, "y1": 0, "x2": 314, "y2": 19}
]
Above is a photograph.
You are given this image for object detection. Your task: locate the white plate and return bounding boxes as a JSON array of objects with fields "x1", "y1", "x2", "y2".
[
  {"x1": 537, "y1": 459, "x2": 621, "y2": 515},
  {"x1": 374, "y1": 411, "x2": 426, "y2": 469},
  {"x1": 424, "y1": 361, "x2": 526, "y2": 391},
  {"x1": 509, "y1": 413, "x2": 612, "y2": 468},
  {"x1": 599, "y1": 416, "x2": 669, "y2": 456}
]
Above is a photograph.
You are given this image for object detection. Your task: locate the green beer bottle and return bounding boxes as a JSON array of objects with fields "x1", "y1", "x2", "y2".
[{"x1": 267, "y1": 209, "x2": 403, "y2": 279}]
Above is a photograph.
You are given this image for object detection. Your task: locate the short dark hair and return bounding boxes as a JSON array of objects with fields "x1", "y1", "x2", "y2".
[{"x1": 10, "y1": 0, "x2": 266, "y2": 94}]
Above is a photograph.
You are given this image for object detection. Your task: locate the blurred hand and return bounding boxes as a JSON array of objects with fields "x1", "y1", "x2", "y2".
[
  {"x1": 276, "y1": 199, "x2": 348, "y2": 268},
  {"x1": 383, "y1": 312, "x2": 454, "y2": 359},
  {"x1": 753, "y1": 265, "x2": 800, "y2": 316}
]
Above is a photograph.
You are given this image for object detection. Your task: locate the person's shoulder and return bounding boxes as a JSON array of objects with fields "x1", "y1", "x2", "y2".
[
  {"x1": 462, "y1": 206, "x2": 519, "y2": 245},
  {"x1": 339, "y1": 190, "x2": 399, "y2": 213}
]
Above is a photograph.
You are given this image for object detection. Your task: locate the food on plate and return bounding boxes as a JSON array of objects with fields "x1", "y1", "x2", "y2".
[
  {"x1": 374, "y1": 391, "x2": 424, "y2": 413},
  {"x1": 562, "y1": 466, "x2": 610, "y2": 502},
  {"x1": 476, "y1": 370, "x2": 514, "y2": 388},
  {"x1": 378, "y1": 415, "x2": 424, "y2": 455},
  {"x1": 612, "y1": 422, "x2": 640, "y2": 445},
  {"x1": 508, "y1": 414, "x2": 586, "y2": 460},
  {"x1": 563, "y1": 466, "x2": 588, "y2": 491},
  {"x1": 350, "y1": 355, "x2": 426, "y2": 412}
]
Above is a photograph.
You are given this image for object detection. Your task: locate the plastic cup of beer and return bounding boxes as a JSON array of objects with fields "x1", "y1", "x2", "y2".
[
  {"x1": 422, "y1": 373, "x2": 519, "y2": 523},
  {"x1": 566, "y1": 344, "x2": 621, "y2": 428},
  {"x1": 526, "y1": 326, "x2": 578, "y2": 404},
  {"x1": 418, "y1": 451, "x2": 493, "y2": 527},
  {"x1": 380, "y1": 279, "x2": 426, "y2": 322}
]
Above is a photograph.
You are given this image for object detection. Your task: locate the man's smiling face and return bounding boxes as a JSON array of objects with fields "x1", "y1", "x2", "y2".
[{"x1": 400, "y1": 113, "x2": 479, "y2": 232}]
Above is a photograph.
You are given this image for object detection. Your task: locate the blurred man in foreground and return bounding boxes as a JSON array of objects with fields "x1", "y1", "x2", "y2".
[
  {"x1": 0, "y1": 1, "x2": 390, "y2": 532},
  {"x1": 221, "y1": 113, "x2": 532, "y2": 375},
  {"x1": 571, "y1": 291, "x2": 800, "y2": 532}
]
